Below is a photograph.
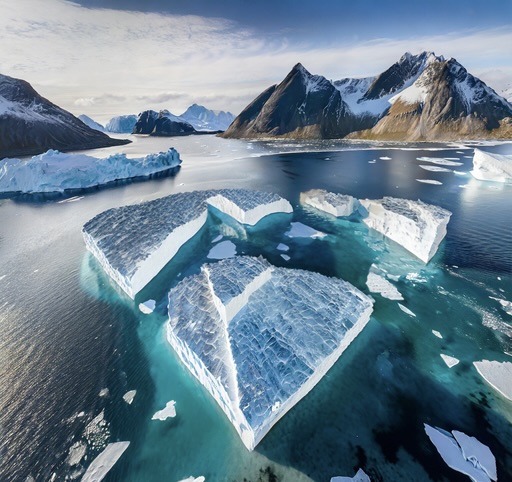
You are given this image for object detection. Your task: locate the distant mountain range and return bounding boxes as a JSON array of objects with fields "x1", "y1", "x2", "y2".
[
  {"x1": 223, "y1": 52, "x2": 512, "y2": 141},
  {"x1": 0, "y1": 73, "x2": 129, "y2": 158}
]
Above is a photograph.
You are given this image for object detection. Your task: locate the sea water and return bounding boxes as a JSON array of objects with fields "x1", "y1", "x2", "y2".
[{"x1": 0, "y1": 136, "x2": 511, "y2": 481}]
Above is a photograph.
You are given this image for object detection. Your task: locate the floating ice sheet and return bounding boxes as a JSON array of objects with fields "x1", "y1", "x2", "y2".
[
  {"x1": 83, "y1": 189, "x2": 292, "y2": 298},
  {"x1": 473, "y1": 360, "x2": 512, "y2": 401},
  {"x1": 81, "y1": 441, "x2": 130, "y2": 482},
  {"x1": 167, "y1": 256, "x2": 373, "y2": 450},
  {"x1": 152, "y1": 400, "x2": 177, "y2": 421},
  {"x1": 416, "y1": 179, "x2": 443, "y2": 185},
  {"x1": 300, "y1": 189, "x2": 358, "y2": 217},
  {"x1": 416, "y1": 157, "x2": 463, "y2": 166},
  {"x1": 122, "y1": 390, "x2": 137, "y2": 405},
  {"x1": 441, "y1": 354, "x2": 459, "y2": 368},
  {"x1": 139, "y1": 299, "x2": 156, "y2": 314},
  {"x1": 286, "y1": 222, "x2": 326, "y2": 239}
]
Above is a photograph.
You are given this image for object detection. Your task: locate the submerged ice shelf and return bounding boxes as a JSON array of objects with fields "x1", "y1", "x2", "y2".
[
  {"x1": 82, "y1": 189, "x2": 292, "y2": 298},
  {"x1": 167, "y1": 256, "x2": 373, "y2": 450},
  {"x1": 360, "y1": 197, "x2": 451, "y2": 263}
]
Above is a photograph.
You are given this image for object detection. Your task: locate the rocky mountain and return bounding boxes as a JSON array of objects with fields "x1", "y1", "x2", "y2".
[
  {"x1": 105, "y1": 114, "x2": 137, "y2": 133},
  {"x1": 0, "y1": 73, "x2": 129, "y2": 158},
  {"x1": 223, "y1": 52, "x2": 512, "y2": 141},
  {"x1": 78, "y1": 114, "x2": 105, "y2": 132},
  {"x1": 180, "y1": 104, "x2": 234, "y2": 131},
  {"x1": 133, "y1": 109, "x2": 197, "y2": 136}
]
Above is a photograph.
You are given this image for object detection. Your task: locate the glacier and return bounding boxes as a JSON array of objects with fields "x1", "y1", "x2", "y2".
[
  {"x1": 300, "y1": 189, "x2": 359, "y2": 217},
  {"x1": 0, "y1": 148, "x2": 181, "y2": 194},
  {"x1": 471, "y1": 149, "x2": 512, "y2": 182},
  {"x1": 360, "y1": 197, "x2": 452, "y2": 263},
  {"x1": 83, "y1": 189, "x2": 292, "y2": 298},
  {"x1": 167, "y1": 256, "x2": 373, "y2": 450}
]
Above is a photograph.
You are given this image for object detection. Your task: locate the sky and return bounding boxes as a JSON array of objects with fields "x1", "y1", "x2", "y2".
[{"x1": 0, "y1": 0, "x2": 510, "y2": 123}]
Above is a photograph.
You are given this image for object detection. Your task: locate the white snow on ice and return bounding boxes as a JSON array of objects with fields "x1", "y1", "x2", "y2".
[
  {"x1": 366, "y1": 269, "x2": 403, "y2": 301},
  {"x1": 152, "y1": 400, "x2": 177, "y2": 420},
  {"x1": 440, "y1": 354, "x2": 460, "y2": 368},
  {"x1": 139, "y1": 299, "x2": 156, "y2": 314}
]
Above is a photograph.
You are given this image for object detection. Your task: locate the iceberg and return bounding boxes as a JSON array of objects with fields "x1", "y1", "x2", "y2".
[
  {"x1": 398, "y1": 303, "x2": 416, "y2": 317},
  {"x1": 331, "y1": 468, "x2": 371, "y2": 482},
  {"x1": 83, "y1": 189, "x2": 292, "y2": 298},
  {"x1": 300, "y1": 189, "x2": 359, "y2": 217},
  {"x1": 167, "y1": 256, "x2": 373, "y2": 450},
  {"x1": 440, "y1": 354, "x2": 460, "y2": 368},
  {"x1": 122, "y1": 390, "x2": 137, "y2": 404},
  {"x1": 0, "y1": 148, "x2": 181, "y2": 194},
  {"x1": 152, "y1": 400, "x2": 177, "y2": 421},
  {"x1": 360, "y1": 197, "x2": 452, "y2": 263},
  {"x1": 424, "y1": 424, "x2": 496, "y2": 482},
  {"x1": 286, "y1": 222, "x2": 327, "y2": 239},
  {"x1": 471, "y1": 149, "x2": 512, "y2": 182},
  {"x1": 178, "y1": 477, "x2": 205, "y2": 482},
  {"x1": 139, "y1": 299, "x2": 156, "y2": 314},
  {"x1": 81, "y1": 441, "x2": 130, "y2": 482},
  {"x1": 473, "y1": 360, "x2": 512, "y2": 401},
  {"x1": 366, "y1": 268, "x2": 403, "y2": 301},
  {"x1": 105, "y1": 114, "x2": 137, "y2": 133},
  {"x1": 432, "y1": 330, "x2": 443, "y2": 339}
]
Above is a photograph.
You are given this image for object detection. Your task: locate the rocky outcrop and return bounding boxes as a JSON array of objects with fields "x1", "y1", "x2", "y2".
[{"x1": 133, "y1": 109, "x2": 197, "y2": 136}]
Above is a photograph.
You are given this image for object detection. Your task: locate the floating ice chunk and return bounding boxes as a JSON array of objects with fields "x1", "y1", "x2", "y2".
[
  {"x1": 83, "y1": 189, "x2": 292, "y2": 299},
  {"x1": 331, "y1": 468, "x2": 371, "y2": 481},
  {"x1": 366, "y1": 272, "x2": 403, "y2": 300},
  {"x1": 300, "y1": 189, "x2": 359, "y2": 217},
  {"x1": 473, "y1": 360, "x2": 512, "y2": 401},
  {"x1": 0, "y1": 274, "x2": 6, "y2": 281},
  {"x1": 416, "y1": 179, "x2": 443, "y2": 185},
  {"x1": 212, "y1": 234, "x2": 223, "y2": 243},
  {"x1": 286, "y1": 222, "x2": 327, "y2": 239},
  {"x1": 471, "y1": 149, "x2": 512, "y2": 182},
  {"x1": 379, "y1": 156, "x2": 392, "y2": 160},
  {"x1": 152, "y1": 400, "x2": 177, "y2": 420},
  {"x1": 0, "y1": 149, "x2": 181, "y2": 194},
  {"x1": 416, "y1": 157, "x2": 463, "y2": 166},
  {"x1": 99, "y1": 388, "x2": 109, "y2": 397},
  {"x1": 452, "y1": 431, "x2": 497, "y2": 481},
  {"x1": 122, "y1": 390, "x2": 137, "y2": 405},
  {"x1": 280, "y1": 254, "x2": 290, "y2": 261},
  {"x1": 441, "y1": 354, "x2": 460, "y2": 368},
  {"x1": 424, "y1": 424, "x2": 495, "y2": 482},
  {"x1": 84, "y1": 410, "x2": 109, "y2": 449},
  {"x1": 368, "y1": 159, "x2": 376, "y2": 163},
  {"x1": 66, "y1": 441, "x2": 86, "y2": 466},
  {"x1": 178, "y1": 477, "x2": 205, "y2": 482},
  {"x1": 207, "y1": 240, "x2": 237, "y2": 260},
  {"x1": 398, "y1": 303, "x2": 416, "y2": 317},
  {"x1": 360, "y1": 197, "x2": 451, "y2": 263},
  {"x1": 419, "y1": 165, "x2": 452, "y2": 172},
  {"x1": 167, "y1": 257, "x2": 373, "y2": 450},
  {"x1": 454, "y1": 171, "x2": 468, "y2": 176},
  {"x1": 81, "y1": 441, "x2": 130, "y2": 482},
  {"x1": 432, "y1": 330, "x2": 443, "y2": 339},
  {"x1": 139, "y1": 299, "x2": 156, "y2": 314},
  {"x1": 277, "y1": 243, "x2": 289, "y2": 252}
]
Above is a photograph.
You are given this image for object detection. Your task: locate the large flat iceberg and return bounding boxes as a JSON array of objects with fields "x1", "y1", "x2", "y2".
[
  {"x1": 473, "y1": 360, "x2": 512, "y2": 401},
  {"x1": 0, "y1": 148, "x2": 181, "y2": 193},
  {"x1": 83, "y1": 190, "x2": 292, "y2": 298},
  {"x1": 300, "y1": 189, "x2": 358, "y2": 217},
  {"x1": 81, "y1": 441, "x2": 130, "y2": 482},
  {"x1": 167, "y1": 256, "x2": 373, "y2": 450},
  {"x1": 360, "y1": 197, "x2": 451, "y2": 263},
  {"x1": 471, "y1": 149, "x2": 512, "y2": 182}
]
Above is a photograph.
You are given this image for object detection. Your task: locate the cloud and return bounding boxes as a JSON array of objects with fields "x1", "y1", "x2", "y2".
[{"x1": 1, "y1": 0, "x2": 510, "y2": 120}]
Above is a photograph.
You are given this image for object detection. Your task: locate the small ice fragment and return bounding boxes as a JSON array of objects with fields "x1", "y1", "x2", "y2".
[
  {"x1": 66, "y1": 441, "x2": 87, "y2": 466},
  {"x1": 207, "y1": 240, "x2": 237, "y2": 260},
  {"x1": 416, "y1": 179, "x2": 443, "y2": 185},
  {"x1": 33, "y1": 269, "x2": 39, "y2": 273},
  {"x1": 419, "y1": 165, "x2": 452, "y2": 172},
  {"x1": 152, "y1": 400, "x2": 176, "y2": 420},
  {"x1": 489, "y1": 296, "x2": 512, "y2": 316},
  {"x1": 398, "y1": 303, "x2": 416, "y2": 317},
  {"x1": 366, "y1": 272, "x2": 403, "y2": 300},
  {"x1": 280, "y1": 254, "x2": 290, "y2": 261},
  {"x1": 331, "y1": 468, "x2": 371, "y2": 481},
  {"x1": 277, "y1": 243, "x2": 289, "y2": 252},
  {"x1": 379, "y1": 156, "x2": 391, "y2": 160},
  {"x1": 139, "y1": 299, "x2": 156, "y2": 314},
  {"x1": 441, "y1": 354, "x2": 459, "y2": 368},
  {"x1": 473, "y1": 360, "x2": 512, "y2": 401},
  {"x1": 212, "y1": 235, "x2": 223, "y2": 243},
  {"x1": 81, "y1": 442, "x2": 130, "y2": 482},
  {"x1": 178, "y1": 477, "x2": 206, "y2": 482},
  {"x1": 99, "y1": 388, "x2": 109, "y2": 397},
  {"x1": 497, "y1": 276, "x2": 501, "y2": 281},
  {"x1": 453, "y1": 171, "x2": 467, "y2": 176},
  {"x1": 0, "y1": 275, "x2": 6, "y2": 281},
  {"x1": 456, "y1": 151, "x2": 465, "y2": 154},
  {"x1": 285, "y1": 222, "x2": 327, "y2": 239},
  {"x1": 432, "y1": 330, "x2": 443, "y2": 339},
  {"x1": 123, "y1": 390, "x2": 137, "y2": 405},
  {"x1": 368, "y1": 160, "x2": 376, "y2": 163}
]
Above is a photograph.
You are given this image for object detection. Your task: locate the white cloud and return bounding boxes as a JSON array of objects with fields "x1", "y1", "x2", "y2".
[{"x1": 1, "y1": 0, "x2": 510, "y2": 121}]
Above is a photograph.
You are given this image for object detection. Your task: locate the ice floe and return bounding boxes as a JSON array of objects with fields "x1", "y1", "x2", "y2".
[
  {"x1": 379, "y1": 156, "x2": 392, "y2": 160},
  {"x1": 416, "y1": 179, "x2": 443, "y2": 185},
  {"x1": 122, "y1": 390, "x2": 137, "y2": 404},
  {"x1": 280, "y1": 254, "x2": 290, "y2": 261},
  {"x1": 152, "y1": 400, "x2": 177, "y2": 420},
  {"x1": 416, "y1": 157, "x2": 463, "y2": 166},
  {"x1": 441, "y1": 354, "x2": 460, "y2": 368},
  {"x1": 99, "y1": 388, "x2": 109, "y2": 397},
  {"x1": 471, "y1": 149, "x2": 512, "y2": 182},
  {"x1": 432, "y1": 330, "x2": 443, "y2": 339},
  {"x1": 398, "y1": 303, "x2": 416, "y2": 317},
  {"x1": 366, "y1": 271, "x2": 403, "y2": 300},
  {"x1": 473, "y1": 360, "x2": 512, "y2": 401},
  {"x1": 424, "y1": 424, "x2": 496, "y2": 482},
  {"x1": 331, "y1": 468, "x2": 371, "y2": 481},
  {"x1": 81, "y1": 441, "x2": 130, "y2": 482},
  {"x1": 207, "y1": 240, "x2": 237, "y2": 260},
  {"x1": 277, "y1": 243, "x2": 289, "y2": 252},
  {"x1": 285, "y1": 222, "x2": 327, "y2": 239},
  {"x1": 139, "y1": 299, "x2": 156, "y2": 314},
  {"x1": 178, "y1": 477, "x2": 206, "y2": 482},
  {"x1": 83, "y1": 189, "x2": 292, "y2": 298},
  {"x1": 66, "y1": 441, "x2": 87, "y2": 466},
  {"x1": 167, "y1": 256, "x2": 373, "y2": 450},
  {"x1": 419, "y1": 165, "x2": 452, "y2": 172},
  {"x1": 300, "y1": 189, "x2": 359, "y2": 217},
  {"x1": 360, "y1": 197, "x2": 451, "y2": 263}
]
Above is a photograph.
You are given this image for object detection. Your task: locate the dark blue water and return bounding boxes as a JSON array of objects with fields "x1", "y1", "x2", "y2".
[{"x1": 1, "y1": 139, "x2": 511, "y2": 481}]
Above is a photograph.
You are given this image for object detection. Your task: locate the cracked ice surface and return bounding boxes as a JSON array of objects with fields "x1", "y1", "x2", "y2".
[
  {"x1": 167, "y1": 257, "x2": 373, "y2": 450},
  {"x1": 82, "y1": 189, "x2": 292, "y2": 298},
  {"x1": 360, "y1": 197, "x2": 451, "y2": 263},
  {"x1": 300, "y1": 189, "x2": 359, "y2": 217}
]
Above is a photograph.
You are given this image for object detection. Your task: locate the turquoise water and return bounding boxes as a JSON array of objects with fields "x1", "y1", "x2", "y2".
[{"x1": 0, "y1": 137, "x2": 511, "y2": 481}]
